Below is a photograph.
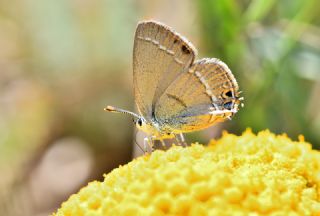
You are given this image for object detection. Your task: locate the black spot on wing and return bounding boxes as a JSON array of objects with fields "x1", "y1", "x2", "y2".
[
  {"x1": 225, "y1": 90, "x2": 233, "y2": 97},
  {"x1": 223, "y1": 101, "x2": 233, "y2": 110},
  {"x1": 181, "y1": 45, "x2": 191, "y2": 54}
]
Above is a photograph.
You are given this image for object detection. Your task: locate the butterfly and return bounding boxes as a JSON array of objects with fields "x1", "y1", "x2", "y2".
[{"x1": 105, "y1": 20, "x2": 243, "y2": 151}]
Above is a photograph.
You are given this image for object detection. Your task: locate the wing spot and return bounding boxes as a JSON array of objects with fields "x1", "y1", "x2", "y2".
[
  {"x1": 167, "y1": 50, "x2": 175, "y2": 55},
  {"x1": 159, "y1": 45, "x2": 166, "y2": 50},
  {"x1": 225, "y1": 90, "x2": 233, "y2": 97},
  {"x1": 152, "y1": 39, "x2": 159, "y2": 45},
  {"x1": 181, "y1": 45, "x2": 191, "y2": 54}
]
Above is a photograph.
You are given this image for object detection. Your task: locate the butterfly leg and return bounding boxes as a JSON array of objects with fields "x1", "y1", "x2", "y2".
[
  {"x1": 174, "y1": 133, "x2": 186, "y2": 147},
  {"x1": 159, "y1": 138, "x2": 166, "y2": 148},
  {"x1": 179, "y1": 133, "x2": 186, "y2": 147},
  {"x1": 173, "y1": 134, "x2": 182, "y2": 146},
  {"x1": 143, "y1": 137, "x2": 154, "y2": 153},
  {"x1": 150, "y1": 136, "x2": 157, "y2": 152},
  {"x1": 143, "y1": 137, "x2": 149, "y2": 152}
]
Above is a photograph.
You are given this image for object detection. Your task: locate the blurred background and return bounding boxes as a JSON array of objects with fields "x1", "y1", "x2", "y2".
[{"x1": 0, "y1": 0, "x2": 319, "y2": 215}]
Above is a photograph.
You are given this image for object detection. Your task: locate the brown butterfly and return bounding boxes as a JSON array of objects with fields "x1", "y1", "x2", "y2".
[{"x1": 105, "y1": 20, "x2": 243, "y2": 151}]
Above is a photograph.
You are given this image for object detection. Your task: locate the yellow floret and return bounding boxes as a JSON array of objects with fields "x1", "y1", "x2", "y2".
[{"x1": 54, "y1": 130, "x2": 320, "y2": 215}]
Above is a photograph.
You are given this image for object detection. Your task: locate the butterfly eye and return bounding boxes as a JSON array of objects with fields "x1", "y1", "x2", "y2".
[
  {"x1": 137, "y1": 118, "x2": 143, "y2": 126},
  {"x1": 223, "y1": 101, "x2": 233, "y2": 110}
]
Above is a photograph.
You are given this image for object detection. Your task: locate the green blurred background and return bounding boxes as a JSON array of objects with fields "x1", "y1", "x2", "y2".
[{"x1": 0, "y1": 0, "x2": 319, "y2": 215}]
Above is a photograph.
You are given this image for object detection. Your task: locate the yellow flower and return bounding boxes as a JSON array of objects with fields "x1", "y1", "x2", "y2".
[{"x1": 54, "y1": 130, "x2": 320, "y2": 215}]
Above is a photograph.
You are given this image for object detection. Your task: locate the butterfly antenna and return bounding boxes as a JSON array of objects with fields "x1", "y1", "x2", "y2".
[{"x1": 104, "y1": 105, "x2": 140, "y2": 119}]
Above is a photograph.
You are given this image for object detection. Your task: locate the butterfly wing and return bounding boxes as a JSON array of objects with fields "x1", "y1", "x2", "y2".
[
  {"x1": 133, "y1": 21, "x2": 197, "y2": 120},
  {"x1": 155, "y1": 58, "x2": 241, "y2": 133}
]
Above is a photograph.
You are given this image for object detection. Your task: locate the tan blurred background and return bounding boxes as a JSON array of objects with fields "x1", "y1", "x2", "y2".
[{"x1": 0, "y1": 0, "x2": 319, "y2": 215}]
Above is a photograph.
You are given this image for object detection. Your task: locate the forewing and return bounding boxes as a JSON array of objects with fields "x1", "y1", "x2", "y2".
[
  {"x1": 133, "y1": 21, "x2": 197, "y2": 120},
  {"x1": 155, "y1": 58, "x2": 240, "y2": 132}
]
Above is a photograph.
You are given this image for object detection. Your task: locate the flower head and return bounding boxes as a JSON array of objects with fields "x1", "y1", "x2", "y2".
[{"x1": 54, "y1": 130, "x2": 320, "y2": 215}]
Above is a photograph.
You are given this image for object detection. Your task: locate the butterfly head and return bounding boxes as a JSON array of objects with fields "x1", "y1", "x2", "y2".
[
  {"x1": 104, "y1": 105, "x2": 160, "y2": 136},
  {"x1": 133, "y1": 116, "x2": 148, "y2": 130}
]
